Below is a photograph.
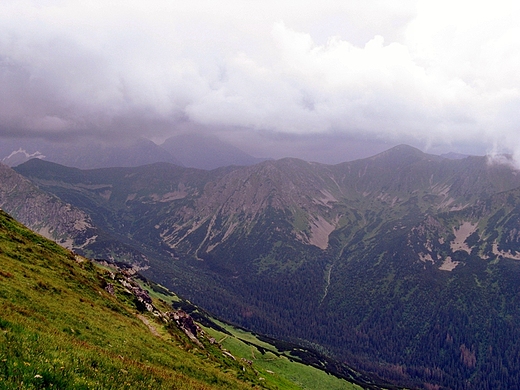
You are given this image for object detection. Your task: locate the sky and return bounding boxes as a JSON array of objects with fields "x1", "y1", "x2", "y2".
[{"x1": 1, "y1": 0, "x2": 520, "y2": 164}]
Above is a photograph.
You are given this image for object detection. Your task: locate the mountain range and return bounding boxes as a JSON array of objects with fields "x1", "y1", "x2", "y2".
[
  {"x1": 0, "y1": 133, "x2": 268, "y2": 170},
  {"x1": 2, "y1": 144, "x2": 520, "y2": 389}
]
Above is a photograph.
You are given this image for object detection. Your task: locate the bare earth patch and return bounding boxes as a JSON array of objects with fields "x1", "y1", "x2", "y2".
[
  {"x1": 150, "y1": 191, "x2": 188, "y2": 202},
  {"x1": 492, "y1": 243, "x2": 520, "y2": 260},
  {"x1": 419, "y1": 252, "x2": 435, "y2": 263},
  {"x1": 451, "y1": 222, "x2": 477, "y2": 254},
  {"x1": 439, "y1": 256, "x2": 460, "y2": 271},
  {"x1": 308, "y1": 216, "x2": 336, "y2": 249}
]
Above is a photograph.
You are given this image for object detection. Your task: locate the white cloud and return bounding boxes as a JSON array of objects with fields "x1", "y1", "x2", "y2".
[{"x1": 1, "y1": 0, "x2": 520, "y2": 159}]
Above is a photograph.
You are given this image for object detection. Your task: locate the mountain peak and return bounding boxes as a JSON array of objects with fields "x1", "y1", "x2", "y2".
[
  {"x1": 375, "y1": 143, "x2": 423, "y2": 156},
  {"x1": 161, "y1": 133, "x2": 268, "y2": 170},
  {"x1": 369, "y1": 144, "x2": 443, "y2": 165}
]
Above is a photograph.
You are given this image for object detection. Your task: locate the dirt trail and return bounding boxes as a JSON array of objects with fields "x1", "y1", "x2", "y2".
[{"x1": 137, "y1": 314, "x2": 160, "y2": 337}]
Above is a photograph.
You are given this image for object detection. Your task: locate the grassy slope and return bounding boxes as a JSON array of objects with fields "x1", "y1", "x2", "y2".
[
  {"x1": 0, "y1": 210, "x2": 359, "y2": 389},
  {"x1": 0, "y1": 210, "x2": 261, "y2": 389},
  {"x1": 202, "y1": 322, "x2": 361, "y2": 390},
  {"x1": 142, "y1": 283, "x2": 363, "y2": 390}
]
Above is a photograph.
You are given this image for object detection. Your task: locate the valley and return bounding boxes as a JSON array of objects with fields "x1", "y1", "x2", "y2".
[
  {"x1": 0, "y1": 209, "x2": 372, "y2": 389},
  {"x1": 3, "y1": 144, "x2": 520, "y2": 389}
]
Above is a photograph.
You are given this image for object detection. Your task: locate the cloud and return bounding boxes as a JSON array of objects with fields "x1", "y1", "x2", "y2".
[{"x1": 1, "y1": 0, "x2": 520, "y2": 160}]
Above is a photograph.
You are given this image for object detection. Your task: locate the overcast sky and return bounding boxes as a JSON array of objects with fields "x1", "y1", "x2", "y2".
[{"x1": 1, "y1": 0, "x2": 520, "y2": 163}]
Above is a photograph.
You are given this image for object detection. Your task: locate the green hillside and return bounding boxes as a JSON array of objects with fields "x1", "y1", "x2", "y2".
[{"x1": 0, "y1": 210, "x2": 362, "y2": 389}]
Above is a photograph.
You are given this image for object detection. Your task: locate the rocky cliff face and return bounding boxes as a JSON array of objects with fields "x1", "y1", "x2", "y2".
[
  {"x1": 0, "y1": 162, "x2": 150, "y2": 266},
  {"x1": 155, "y1": 158, "x2": 345, "y2": 255},
  {"x1": 0, "y1": 162, "x2": 97, "y2": 250}
]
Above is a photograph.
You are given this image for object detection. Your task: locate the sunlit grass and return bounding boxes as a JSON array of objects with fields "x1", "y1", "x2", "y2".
[
  {"x1": 202, "y1": 321, "x2": 362, "y2": 390},
  {"x1": 0, "y1": 209, "x2": 366, "y2": 389},
  {"x1": 0, "y1": 211, "x2": 266, "y2": 389}
]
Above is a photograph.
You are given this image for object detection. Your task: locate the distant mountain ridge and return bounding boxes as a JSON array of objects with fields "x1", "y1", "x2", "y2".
[
  {"x1": 8, "y1": 144, "x2": 520, "y2": 389},
  {"x1": 160, "y1": 133, "x2": 269, "y2": 170},
  {"x1": 441, "y1": 151, "x2": 470, "y2": 160},
  {"x1": 0, "y1": 133, "x2": 267, "y2": 170},
  {"x1": 0, "y1": 137, "x2": 183, "y2": 169}
]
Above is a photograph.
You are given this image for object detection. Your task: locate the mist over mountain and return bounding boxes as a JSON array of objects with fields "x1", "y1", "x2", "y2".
[
  {"x1": 0, "y1": 134, "x2": 269, "y2": 170},
  {"x1": 160, "y1": 133, "x2": 269, "y2": 170},
  {"x1": 7, "y1": 144, "x2": 520, "y2": 389},
  {"x1": 0, "y1": 138, "x2": 181, "y2": 169}
]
